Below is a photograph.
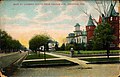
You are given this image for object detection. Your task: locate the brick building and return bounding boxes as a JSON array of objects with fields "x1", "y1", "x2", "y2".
[{"x1": 86, "y1": 3, "x2": 119, "y2": 49}]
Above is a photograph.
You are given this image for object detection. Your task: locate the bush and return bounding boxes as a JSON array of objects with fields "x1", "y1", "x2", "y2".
[{"x1": 65, "y1": 44, "x2": 75, "y2": 51}]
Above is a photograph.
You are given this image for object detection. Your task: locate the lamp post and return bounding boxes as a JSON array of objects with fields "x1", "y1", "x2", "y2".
[
  {"x1": 43, "y1": 39, "x2": 52, "y2": 61},
  {"x1": 43, "y1": 45, "x2": 46, "y2": 61}
]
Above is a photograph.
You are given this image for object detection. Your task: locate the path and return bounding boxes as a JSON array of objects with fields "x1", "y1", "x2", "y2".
[
  {"x1": 52, "y1": 52, "x2": 120, "y2": 59},
  {"x1": 23, "y1": 58, "x2": 64, "y2": 62},
  {"x1": 78, "y1": 55, "x2": 120, "y2": 59},
  {"x1": 45, "y1": 52, "x2": 90, "y2": 68}
]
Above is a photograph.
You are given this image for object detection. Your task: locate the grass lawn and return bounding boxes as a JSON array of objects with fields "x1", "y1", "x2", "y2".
[
  {"x1": 56, "y1": 50, "x2": 120, "y2": 55},
  {"x1": 81, "y1": 57, "x2": 120, "y2": 63},
  {"x1": 25, "y1": 52, "x2": 58, "y2": 60},
  {"x1": 23, "y1": 52, "x2": 77, "y2": 67},
  {"x1": 22, "y1": 59, "x2": 77, "y2": 67}
]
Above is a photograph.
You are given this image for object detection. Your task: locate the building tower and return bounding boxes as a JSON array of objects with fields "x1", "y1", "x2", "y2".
[
  {"x1": 86, "y1": 15, "x2": 96, "y2": 42},
  {"x1": 74, "y1": 23, "x2": 81, "y2": 43},
  {"x1": 106, "y1": 3, "x2": 119, "y2": 49}
]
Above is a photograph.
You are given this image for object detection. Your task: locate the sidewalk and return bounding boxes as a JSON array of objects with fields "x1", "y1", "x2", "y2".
[
  {"x1": 49, "y1": 52, "x2": 120, "y2": 64},
  {"x1": 23, "y1": 58, "x2": 64, "y2": 62},
  {"x1": 52, "y1": 52, "x2": 120, "y2": 59},
  {"x1": 77, "y1": 55, "x2": 120, "y2": 59}
]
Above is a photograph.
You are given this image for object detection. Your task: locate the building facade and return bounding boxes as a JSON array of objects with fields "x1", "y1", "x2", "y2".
[
  {"x1": 86, "y1": 3, "x2": 119, "y2": 49},
  {"x1": 66, "y1": 23, "x2": 87, "y2": 44},
  {"x1": 66, "y1": 2, "x2": 119, "y2": 49},
  {"x1": 86, "y1": 15, "x2": 96, "y2": 42}
]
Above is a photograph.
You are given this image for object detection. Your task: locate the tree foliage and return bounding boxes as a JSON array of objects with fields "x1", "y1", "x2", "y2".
[
  {"x1": 93, "y1": 23, "x2": 115, "y2": 50},
  {"x1": 0, "y1": 29, "x2": 22, "y2": 53},
  {"x1": 55, "y1": 41, "x2": 59, "y2": 51},
  {"x1": 60, "y1": 43, "x2": 66, "y2": 51},
  {"x1": 29, "y1": 34, "x2": 50, "y2": 51},
  {"x1": 93, "y1": 23, "x2": 116, "y2": 58},
  {"x1": 65, "y1": 43, "x2": 74, "y2": 51}
]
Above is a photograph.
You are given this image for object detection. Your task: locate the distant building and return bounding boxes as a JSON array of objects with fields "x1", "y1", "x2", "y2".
[
  {"x1": 66, "y1": 2, "x2": 119, "y2": 49},
  {"x1": 66, "y1": 23, "x2": 87, "y2": 44}
]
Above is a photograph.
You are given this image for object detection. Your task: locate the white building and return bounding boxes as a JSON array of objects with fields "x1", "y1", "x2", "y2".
[{"x1": 66, "y1": 23, "x2": 87, "y2": 44}]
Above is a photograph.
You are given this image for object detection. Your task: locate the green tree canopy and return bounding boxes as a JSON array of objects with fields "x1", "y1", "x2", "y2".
[
  {"x1": 0, "y1": 29, "x2": 22, "y2": 52},
  {"x1": 55, "y1": 41, "x2": 59, "y2": 51},
  {"x1": 29, "y1": 34, "x2": 50, "y2": 51},
  {"x1": 93, "y1": 23, "x2": 116, "y2": 58},
  {"x1": 93, "y1": 23, "x2": 115, "y2": 49},
  {"x1": 60, "y1": 43, "x2": 65, "y2": 51}
]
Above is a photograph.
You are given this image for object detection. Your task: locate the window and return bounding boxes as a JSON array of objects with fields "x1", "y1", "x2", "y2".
[
  {"x1": 110, "y1": 17, "x2": 112, "y2": 21},
  {"x1": 89, "y1": 26, "x2": 90, "y2": 29},
  {"x1": 83, "y1": 36, "x2": 85, "y2": 39}
]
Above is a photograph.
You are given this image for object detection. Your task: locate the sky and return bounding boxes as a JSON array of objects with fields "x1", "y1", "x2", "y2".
[{"x1": 0, "y1": 0, "x2": 119, "y2": 48}]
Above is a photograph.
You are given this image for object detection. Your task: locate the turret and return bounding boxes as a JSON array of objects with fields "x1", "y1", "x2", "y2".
[
  {"x1": 106, "y1": 3, "x2": 119, "y2": 49},
  {"x1": 74, "y1": 23, "x2": 80, "y2": 31},
  {"x1": 86, "y1": 15, "x2": 96, "y2": 42},
  {"x1": 74, "y1": 23, "x2": 81, "y2": 36}
]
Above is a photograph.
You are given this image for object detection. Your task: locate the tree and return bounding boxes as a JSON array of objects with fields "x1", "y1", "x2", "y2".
[
  {"x1": 29, "y1": 34, "x2": 50, "y2": 51},
  {"x1": 55, "y1": 41, "x2": 59, "y2": 51},
  {"x1": 86, "y1": 40, "x2": 94, "y2": 50},
  {"x1": 60, "y1": 43, "x2": 65, "y2": 51},
  {"x1": 78, "y1": 0, "x2": 117, "y2": 25},
  {"x1": 0, "y1": 29, "x2": 22, "y2": 53},
  {"x1": 93, "y1": 22, "x2": 116, "y2": 58},
  {"x1": 65, "y1": 43, "x2": 74, "y2": 51}
]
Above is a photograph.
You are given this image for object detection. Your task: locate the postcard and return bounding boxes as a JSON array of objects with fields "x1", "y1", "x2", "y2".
[{"x1": 0, "y1": 0, "x2": 120, "y2": 77}]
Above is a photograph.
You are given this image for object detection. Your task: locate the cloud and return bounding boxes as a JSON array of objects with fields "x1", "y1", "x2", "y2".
[
  {"x1": 3, "y1": 22, "x2": 73, "y2": 47},
  {"x1": 1, "y1": 13, "x2": 29, "y2": 21},
  {"x1": 1, "y1": 13, "x2": 30, "y2": 26},
  {"x1": 2, "y1": 1, "x2": 118, "y2": 47},
  {"x1": 32, "y1": 1, "x2": 88, "y2": 26},
  {"x1": 14, "y1": 13, "x2": 29, "y2": 21}
]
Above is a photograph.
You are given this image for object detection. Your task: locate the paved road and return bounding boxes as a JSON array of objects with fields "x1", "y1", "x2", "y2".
[
  {"x1": 0, "y1": 52, "x2": 18, "y2": 57},
  {"x1": 0, "y1": 52, "x2": 27, "y2": 68},
  {"x1": 13, "y1": 64, "x2": 120, "y2": 77}
]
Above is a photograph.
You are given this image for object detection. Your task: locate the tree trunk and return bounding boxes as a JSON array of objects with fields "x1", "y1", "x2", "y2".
[
  {"x1": 106, "y1": 43, "x2": 110, "y2": 59},
  {"x1": 107, "y1": 49, "x2": 110, "y2": 58},
  {"x1": 39, "y1": 51, "x2": 40, "y2": 57}
]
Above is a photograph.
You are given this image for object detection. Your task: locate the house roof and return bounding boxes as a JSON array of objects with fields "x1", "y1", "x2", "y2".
[
  {"x1": 66, "y1": 33, "x2": 75, "y2": 38},
  {"x1": 107, "y1": 3, "x2": 119, "y2": 17},
  {"x1": 74, "y1": 23, "x2": 80, "y2": 27},
  {"x1": 87, "y1": 15, "x2": 95, "y2": 26}
]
